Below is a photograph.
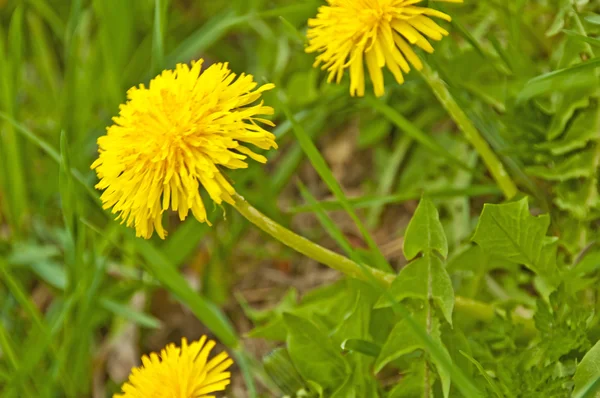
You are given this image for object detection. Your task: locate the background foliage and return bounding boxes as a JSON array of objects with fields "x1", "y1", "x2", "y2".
[{"x1": 1, "y1": 0, "x2": 600, "y2": 397}]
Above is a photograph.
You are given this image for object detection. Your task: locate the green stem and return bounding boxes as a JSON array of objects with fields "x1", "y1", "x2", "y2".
[
  {"x1": 454, "y1": 296, "x2": 494, "y2": 322},
  {"x1": 420, "y1": 62, "x2": 518, "y2": 199},
  {"x1": 232, "y1": 193, "x2": 395, "y2": 287},
  {"x1": 0, "y1": 323, "x2": 18, "y2": 372},
  {"x1": 232, "y1": 193, "x2": 535, "y2": 333},
  {"x1": 455, "y1": 296, "x2": 536, "y2": 339},
  {"x1": 0, "y1": 32, "x2": 28, "y2": 235}
]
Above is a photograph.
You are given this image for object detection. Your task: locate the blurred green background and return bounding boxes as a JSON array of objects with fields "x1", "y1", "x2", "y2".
[{"x1": 1, "y1": 0, "x2": 600, "y2": 396}]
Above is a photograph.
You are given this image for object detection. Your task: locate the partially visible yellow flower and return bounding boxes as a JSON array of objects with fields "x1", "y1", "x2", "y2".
[
  {"x1": 92, "y1": 60, "x2": 277, "y2": 239},
  {"x1": 306, "y1": 0, "x2": 463, "y2": 97},
  {"x1": 114, "y1": 336, "x2": 234, "y2": 398}
]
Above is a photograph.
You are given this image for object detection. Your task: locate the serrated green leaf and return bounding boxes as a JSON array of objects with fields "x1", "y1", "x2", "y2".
[
  {"x1": 375, "y1": 314, "x2": 431, "y2": 373},
  {"x1": 376, "y1": 310, "x2": 452, "y2": 398},
  {"x1": 555, "y1": 178, "x2": 599, "y2": 219},
  {"x1": 375, "y1": 254, "x2": 454, "y2": 325},
  {"x1": 574, "y1": 340, "x2": 600, "y2": 397},
  {"x1": 472, "y1": 198, "x2": 559, "y2": 289},
  {"x1": 527, "y1": 148, "x2": 597, "y2": 181},
  {"x1": 404, "y1": 197, "x2": 448, "y2": 259},
  {"x1": 517, "y1": 57, "x2": 600, "y2": 102},
  {"x1": 284, "y1": 313, "x2": 350, "y2": 389},
  {"x1": 546, "y1": 92, "x2": 592, "y2": 141},
  {"x1": 540, "y1": 109, "x2": 600, "y2": 155}
]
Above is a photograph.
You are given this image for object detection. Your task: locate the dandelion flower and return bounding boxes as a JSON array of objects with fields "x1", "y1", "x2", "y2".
[
  {"x1": 92, "y1": 60, "x2": 277, "y2": 239},
  {"x1": 306, "y1": 0, "x2": 463, "y2": 97},
  {"x1": 114, "y1": 336, "x2": 234, "y2": 398}
]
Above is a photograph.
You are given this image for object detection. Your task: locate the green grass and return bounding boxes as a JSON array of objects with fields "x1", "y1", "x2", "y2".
[{"x1": 2, "y1": 0, "x2": 600, "y2": 397}]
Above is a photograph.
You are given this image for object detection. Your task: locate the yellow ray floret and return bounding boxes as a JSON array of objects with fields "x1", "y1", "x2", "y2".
[
  {"x1": 114, "y1": 336, "x2": 234, "y2": 398},
  {"x1": 92, "y1": 60, "x2": 277, "y2": 239},
  {"x1": 306, "y1": 0, "x2": 463, "y2": 97}
]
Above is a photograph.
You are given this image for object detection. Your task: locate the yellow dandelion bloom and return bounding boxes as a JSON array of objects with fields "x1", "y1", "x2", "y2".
[
  {"x1": 306, "y1": 0, "x2": 463, "y2": 97},
  {"x1": 114, "y1": 336, "x2": 234, "y2": 398},
  {"x1": 92, "y1": 60, "x2": 277, "y2": 239}
]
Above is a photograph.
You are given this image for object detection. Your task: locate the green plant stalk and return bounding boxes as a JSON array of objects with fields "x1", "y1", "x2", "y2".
[
  {"x1": 232, "y1": 193, "x2": 535, "y2": 332},
  {"x1": 454, "y1": 296, "x2": 536, "y2": 339},
  {"x1": 0, "y1": 323, "x2": 35, "y2": 396},
  {"x1": 151, "y1": 0, "x2": 165, "y2": 74},
  {"x1": 233, "y1": 193, "x2": 395, "y2": 287},
  {"x1": 0, "y1": 34, "x2": 28, "y2": 235},
  {"x1": 0, "y1": 322, "x2": 18, "y2": 372},
  {"x1": 420, "y1": 62, "x2": 518, "y2": 199}
]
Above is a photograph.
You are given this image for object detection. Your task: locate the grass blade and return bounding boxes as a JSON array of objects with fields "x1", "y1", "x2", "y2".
[
  {"x1": 25, "y1": 0, "x2": 66, "y2": 40},
  {"x1": 563, "y1": 29, "x2": 600, "y2": 48},
  {"x1": 574, "y1": 377, "x2": 600, "y2": 398},
  {"x1": 0, "y1": 113, "x2": 246, "y2": 379},
  {"x1": 0, "y1": 24, "x2": 28, "y2": 236},
  {"x1": 132, "y1": 239, "x2": 239, "y2": 347},
  {"x1": 0, "y1": 112, "x2": 99, "y2": 205},
  {"x1": 288, "y1": 185, "x2": 501, "y2": 213},
  {"x1": 0, "y1": 258, "x2": 69, "y2": 393},
  {"x1": 152, "y1": 0, "x2": 166, "y2": 74},
  {"x1": 100, "y1": 298, "x2": 162, "y2": 329},
  {"x1": 366, "y1": 135, "x2": 412, "y2": 227},
  {"x1": 278, "y1": 94, "x2": 392, "y2": 272},
  {"x1": 0, "y1": 322, "x2": 36, "y2": 396},
  {"x1": 165, "y1": 11, "x2": 247, "y2": 67},
  {"x1": 419, "y1": 63, "x2": 518, "y2": 199},
  {"x1": 365, "y1": 95, "x2": 474, "y2": 173}
]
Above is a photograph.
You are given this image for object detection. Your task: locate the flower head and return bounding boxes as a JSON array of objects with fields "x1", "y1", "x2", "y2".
[
  {"x1": 92, "y1": 60, "x2": 277, "y2": 239},
  {"x1": 306, "y1": 0, "x2": 462, "y2": 97},
  {"x1": 114, "y1": 336, "x2": 234, "y2": 398}
]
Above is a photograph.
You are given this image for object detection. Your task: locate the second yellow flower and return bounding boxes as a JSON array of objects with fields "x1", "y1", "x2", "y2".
[{"x1": 306, "y1": 0, "x2": 463, "y2": 97}]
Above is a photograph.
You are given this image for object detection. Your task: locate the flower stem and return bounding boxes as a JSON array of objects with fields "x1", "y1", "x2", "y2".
[
  {"x1": 232, "y1": 193, "x2": 535, "y2": 334},
  {"x1": 232, "y1": 193, "x2": 395, "y2": 287},
  {"x1": 420, "y1": 62, "x2": 518, "y2": 199},
  {"x1": 454, "y1": 296, "x2": 536, "y2": 339}
]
